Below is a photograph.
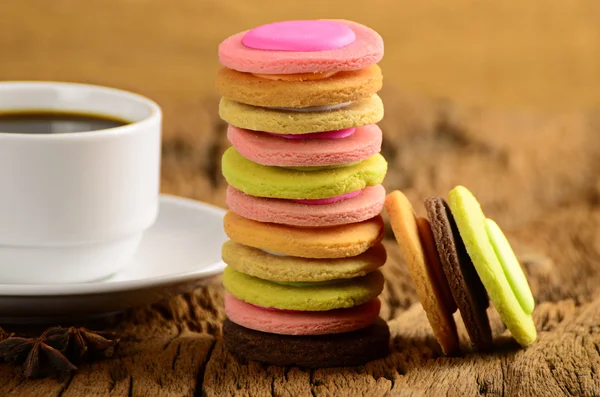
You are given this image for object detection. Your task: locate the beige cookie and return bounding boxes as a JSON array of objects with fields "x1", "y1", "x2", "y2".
[
  {"x1": 224, "y1": 211, "x2": 384, "y2": 259},
  {"x1": 385, "y1": 190, "x2": 460, "y2": 356},
  {"x1": 219, "y1": 95, "x2": 383, "y2": 134},
  {"x1": 216, "y1": 65, "x2": 382, "y2": 108},
  {"x1": 222, "y1": 240, "x2": 386, "y2": 282}
]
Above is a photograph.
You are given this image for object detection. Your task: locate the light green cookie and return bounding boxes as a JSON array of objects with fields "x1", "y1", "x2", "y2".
[
  {"x1": 281, "y1": 161, "x2": 361, "y2": 172},
  {"x1": 486, "y1": 218, "x2": 535, "y2": 315},
  {"x1": 222, "y1": 147, "x2": 387, "y2": 199},
  {"x1": 219, "y1": 95, "x2": 384, "y2": 134},
  {"x1": 448, "y1": 185, "x2": 537, "y2": 347},
  {"x1": 222, "y1": 266, "x2": 385, "y2": 311},
  {"x1": 222, "y1": 240, "x2": 387, "y2": 282}
]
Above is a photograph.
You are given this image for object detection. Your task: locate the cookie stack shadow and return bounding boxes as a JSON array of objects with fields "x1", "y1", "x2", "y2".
[{"x1": 215, "y1": 20, "x2": 392, "y2": 368}]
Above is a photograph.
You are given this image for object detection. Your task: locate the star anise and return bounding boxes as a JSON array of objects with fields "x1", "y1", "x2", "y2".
[
  {"x1": 64, "y1": 327, "x2": 120, "y2": 364},
  {"x1": 0, "y1": 327, "x2": 76, "y2": 379}
]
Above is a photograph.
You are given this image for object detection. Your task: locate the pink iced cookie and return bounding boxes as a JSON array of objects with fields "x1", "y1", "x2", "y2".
[
  {"x1": 243, "y1": 20, "x2": 356, "y2": 52},
  {"x1": 219, "y1": 20, "x2": 384, "y2": 74},
  {"x1": 226, "y1": 184, "x2": 386, "y2": 227},
  {"x1": 225, "y1": 293, "x2": 381, "y2": 335},
  {"x1": 227, "y1": 124, "x2": 382, "y2": 167},
  {"x1": 292, "y1": 190, "x2": 361, "y2": 205},
  {"x1": 265, "y1": 128, "x2": 356, "y2": 140}
]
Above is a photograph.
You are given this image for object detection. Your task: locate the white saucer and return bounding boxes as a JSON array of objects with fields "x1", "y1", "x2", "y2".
[{"x1": 0, "y1": 195, "x2": 227, "y2": 323}]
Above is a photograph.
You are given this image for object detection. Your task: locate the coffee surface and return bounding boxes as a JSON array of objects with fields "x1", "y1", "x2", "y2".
[{"x1": 0, "y1": 111, "x2": 129, "y2": 134}]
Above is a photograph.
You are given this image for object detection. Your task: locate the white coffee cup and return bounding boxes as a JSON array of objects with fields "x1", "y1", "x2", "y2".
[{"x1": 0, "y1": 82, "x2": 162, "y2": 284}]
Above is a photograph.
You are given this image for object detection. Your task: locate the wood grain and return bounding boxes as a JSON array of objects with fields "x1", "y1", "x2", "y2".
[{"x1": 0, "y1": 88, "x2": 599, "y2": 396}]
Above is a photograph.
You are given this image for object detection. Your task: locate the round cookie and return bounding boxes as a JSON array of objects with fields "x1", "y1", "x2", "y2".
[
  {"x1": 224, "y1": 211, "x2": 384, "y2": 259},
  {"x1": 486, "y1": 218, "x2": 535, "y2": 315},
  {"x1": 448, "y1": 185, "x2": 537, "y2": 347},
  {"x1": 425, "y1": 197, "x2": 493, "y2": 351},
  {"x1": 222, "y1": 240, "x2": 386, "y2": 282},
  {"x1": 222, "y1": 147, "x2": 387, "y2": 200},
  {"x1": 417, "y1": 217, "x2": 457, "y2": 314},
  {"x1": 227, "y1": 124, "x2": 382, "y2": 167},
  {"x1": 219, "y1": 95, "x2": 383, "y2": 134},
  {"x1": 223, "y1": 317, "x2": 390, "y2": 368},
  {"x1": 385, "y1": 190, "x2": 460, "y2": 356},
  {"x1": 223, "y1": 266, "x2": 385, "y2": 311},
  {"x1": 226, "y1": 185, "x2": 386, "y2": 227},
  {"x1": 218, "y1": 20, "x2": 384, "y2": 75},
  {"x1": 225, "y1": 293, "x2": 381, "y2": 335},
  {"x1": 216, "y1": 65, "x2": 382, "y2": 108}
]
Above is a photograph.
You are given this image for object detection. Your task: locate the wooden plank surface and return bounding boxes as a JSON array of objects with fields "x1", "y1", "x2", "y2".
[
  {"x1": 1, "y1": 89, "x2": 599, "y2": 396},
  {"x1": 1, "y1": 1, "x2": 600, "y2": 395}
]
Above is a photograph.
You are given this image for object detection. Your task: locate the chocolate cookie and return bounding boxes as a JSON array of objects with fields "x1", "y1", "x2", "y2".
[
  {"x1": 223, "y1": 317, "x2": 390, "y2": 368},
  {"x1": 424, "y1": 197, "x2": 493, "y2": 351}
]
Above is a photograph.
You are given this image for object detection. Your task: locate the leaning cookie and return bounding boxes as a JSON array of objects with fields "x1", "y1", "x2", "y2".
[
  {"x1": 222, "y1": 147, "x2": 387, "y2": 200},
  {"x1": 224, "y1": 211, "x2": 384, "y2": 259},
  {"x1": 448, "y1": 186, "x2": 536, "y2": 347},
  {"x1": 219, "y1": 95, "x2": 383, "y2": 134},
  {"x1": 385, "y1": 190, "x2": 460, "y2": 356},
  {"x1": 223, "y1": 317, "x2": 390, "y2": 368},
  {"x1": 425, "y1": 197, "x2": 493, "y2": 351}
]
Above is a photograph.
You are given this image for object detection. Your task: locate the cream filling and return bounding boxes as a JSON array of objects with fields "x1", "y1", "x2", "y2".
[
  {"x1": 252, "y1": 71, "x2": 338, "y2": 81},
  {"x1": 269, "y1": 102, "x2": 353, "y2": 113},
  {"x1": 261, "y1": 249, "x2": 288, "y2": 257}
]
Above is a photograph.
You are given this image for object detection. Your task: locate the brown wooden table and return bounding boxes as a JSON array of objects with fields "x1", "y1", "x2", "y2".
[
  {"x1": 1, "y1": 90, "x2": 599, "y2": 396},
  {"x1": 2, "y1": 1, "x2": 600, "y2": 395}
]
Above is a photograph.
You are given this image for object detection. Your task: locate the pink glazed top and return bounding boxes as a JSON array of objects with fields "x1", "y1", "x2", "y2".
[
  {"x1": 242, "y1": 20, "x2": 356, "y2": 52},
  {"x1": 218, "y1": 19, "x2": 384, "y2": 74}
]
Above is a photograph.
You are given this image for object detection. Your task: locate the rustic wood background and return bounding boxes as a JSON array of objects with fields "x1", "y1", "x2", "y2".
[{"x1": 2, "y1": 1, "x2": 600, "y2": 395}]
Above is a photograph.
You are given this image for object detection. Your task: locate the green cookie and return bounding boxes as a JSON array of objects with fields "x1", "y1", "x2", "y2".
[
  {"x1": 281, "y1": 162, "x2": 361, "y2": 172},
  {"x1": 222, "y1": 147, "x2": 387, "y2": 200},
  {"x1": 222, "y1": 267, "x2": 385, "y2": 311},
  {"x1": 448, "y1": 185, "x2": 537, "y2": 347},
  {"x1": 486, "y1": 218, "x2": 535, "y2": 315}
]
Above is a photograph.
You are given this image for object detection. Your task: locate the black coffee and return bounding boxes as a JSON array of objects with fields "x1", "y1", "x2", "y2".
[{"x1": 0, "y1": 111, "x2": 130, "y2": 134}]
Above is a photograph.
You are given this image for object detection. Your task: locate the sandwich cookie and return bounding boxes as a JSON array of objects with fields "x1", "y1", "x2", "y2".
[
  {"x1": 223, "y1": 317, "x2": 390, "y2": 368},
  {"x1": 225, "y1": 294, "x2": 381, "y2": 335},
  {"x1": 226, "y1": 185, "x2": 386, "y2": 227},
  {"x1": 222, "y1": 240, "x2": 386, "y2": 282},
  {"x1": 219, "y1": 95, "x2": 383, "y2": 134},
  {"x1": 385, "y1": 191, "x2": 460, "y2": 356},
  {"x1": 224, "y1": 211, "x2": 384, "y2": 259},
  {"x1": 425, "y1": 197, "x2": 493, "y2": 351},
  {"x1": 448, "y1": 186, "x2": 536, "y2": 347},
  {"x1": 222, "y1": 147, "x2": 387, "y2": 200},
  {"x1": 216, "y1": 65, "x2": 382, "y2": 108},
  {"x1": 223, "y1": 267, "x2": 385, "y2": 311},
  {"x1": 227, "y1": 124, "x2": 382, "y2": 168},
  {"x1": 218, "y1": 20, "x2": 384, "y2": 75}
]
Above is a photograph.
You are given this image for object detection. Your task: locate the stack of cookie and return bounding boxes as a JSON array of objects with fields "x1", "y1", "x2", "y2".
[
  {"x1": 216, "y1": 20, "x2": 390, "y2": 367},
  {"x1": 386, "y1": 186, "x2": 537, "y2": 355}
]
